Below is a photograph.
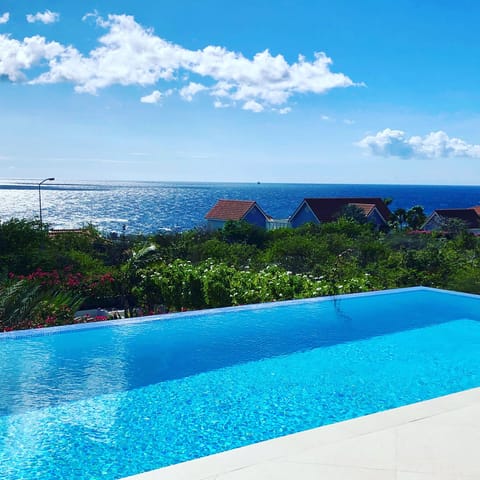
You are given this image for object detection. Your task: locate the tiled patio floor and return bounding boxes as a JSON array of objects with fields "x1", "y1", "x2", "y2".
[{"x1": 124, "y1": 387, "x2": 480, "y2": 480}]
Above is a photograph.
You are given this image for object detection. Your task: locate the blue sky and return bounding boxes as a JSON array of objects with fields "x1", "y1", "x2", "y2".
[{"x1": 1, "y1": 0, "x2": 480, "y2": 184}]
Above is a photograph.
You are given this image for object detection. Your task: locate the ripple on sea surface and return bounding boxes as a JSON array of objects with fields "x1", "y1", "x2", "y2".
[{"x1": 1, "y1": 180, "x2": 480, "y2": 233}]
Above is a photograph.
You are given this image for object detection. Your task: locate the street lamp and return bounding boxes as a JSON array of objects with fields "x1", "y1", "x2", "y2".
[{"x1": 38, "y1": 177, "x2": 55, "y2": 228}]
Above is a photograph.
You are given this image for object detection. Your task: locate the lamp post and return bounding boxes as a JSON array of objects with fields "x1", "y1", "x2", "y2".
[{"x1": 38, "y1": 177, "x2": 55, "y2": 228}]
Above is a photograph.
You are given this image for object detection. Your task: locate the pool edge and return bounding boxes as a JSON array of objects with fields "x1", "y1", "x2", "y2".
[
  {"x1": 3, "y1": 285, "x2": 477, "y2": 340},
  {"x1": 121, "y1": 386, "x2": 480, "y2": 479}
]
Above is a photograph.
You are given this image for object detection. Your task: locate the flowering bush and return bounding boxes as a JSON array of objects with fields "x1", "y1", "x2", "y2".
[
  {"x1": 133, "y1": 260, "x2": 375, "y2": 313},
  {"x1": 9, "y1": 268, "x2": 117, "y2": 306},
  {"x1": 0, "y1": 279, "x2": 84, "y2": 331},
  {"x1": 2, "y1": 268, "x2": 118, "y2": 331},
  {"x1": 23, "y1": 301, "x2": 77, "y2": 329}
]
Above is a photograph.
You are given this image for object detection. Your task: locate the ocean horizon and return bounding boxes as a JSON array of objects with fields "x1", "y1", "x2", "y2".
[{"x1": 1, "y1": 179, "x2": 480, "y2": 234}]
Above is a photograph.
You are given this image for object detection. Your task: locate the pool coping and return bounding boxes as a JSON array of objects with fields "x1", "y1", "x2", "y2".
[
  {"x1": 121, "y1": 386, "x2": 480, "y2": 479},
  {"x1": 2, "y1": 285, "x2": 478, "y2": 339}
]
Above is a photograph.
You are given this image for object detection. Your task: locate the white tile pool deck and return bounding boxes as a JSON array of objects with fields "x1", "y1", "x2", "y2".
[{"x1": 123, "y1": 387, "x2": 480, "y2": 480}]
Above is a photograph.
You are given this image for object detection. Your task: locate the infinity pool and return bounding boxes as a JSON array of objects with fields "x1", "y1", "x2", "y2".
[{"x1": 1, "y1": 287, "x2": 479, "y2": 479}]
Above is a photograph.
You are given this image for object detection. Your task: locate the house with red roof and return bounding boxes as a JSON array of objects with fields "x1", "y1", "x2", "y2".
[
  {"x1": 422, "y1": 207, "x2": 480, "y2": 233},
  {"x1": 289, "y1": 198, "x2": 391, "y2": 229},
  {"x1": 205, "y1": 199, "x2": 271, "y2": 231}
]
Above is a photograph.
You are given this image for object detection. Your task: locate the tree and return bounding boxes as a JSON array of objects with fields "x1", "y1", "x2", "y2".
[
  {"x1": 220, "y1": 220, "x2": 268, "y2": 247},
  {"x1": 405, "y1": 206, "x2": 427, "y2": 230},
  {"x1": 390, "y1": 208, "x2": 407, "y2": 230},
  {"x1": 0, "y1": 218, "x2": 49, "y2": 276},
  {"x1": 337, "y1": 204, "x2": 369, "y2": 225},
  {"x1": 119, "y1": 243, "x2": 161, "y2": 315},
  {"x1": 263, "y1": 233, "x2": 325, "y2": 273},
  {"x1": 439, "y1": 217, "x2": 469, "y2": 238},
  {"x1": 0, "y1": 279, "x2": 84, "y2": 331}
]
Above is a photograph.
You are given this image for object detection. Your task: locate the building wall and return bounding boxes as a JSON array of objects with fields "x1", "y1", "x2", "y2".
[
  {"x1": 206, "y1": 219, "x2": 226, "y2": 231},
  {"x1": 367, "y1": 208, "x2": 387, "y2": 228},
  {"x1": 244, "y1": 205, "x2": 267, "y2": 228},
  {"x1": 423, "y1": 214, "x2": 442, "y2": 231},
  {"x1": 290, "y1": 203, "x2": 319, "y2": 228}
]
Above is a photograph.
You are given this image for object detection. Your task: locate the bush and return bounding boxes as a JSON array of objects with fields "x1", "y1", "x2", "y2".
[{"x1": 0, "y1": 279, "x2": 84, "y2": 331}]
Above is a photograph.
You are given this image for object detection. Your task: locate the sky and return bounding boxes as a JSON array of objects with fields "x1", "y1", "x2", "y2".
[{"x1": 1, "y1": 0, "x2": 480, "y2": 184}]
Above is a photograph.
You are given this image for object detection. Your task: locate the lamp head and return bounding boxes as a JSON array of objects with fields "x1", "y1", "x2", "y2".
[{"x1": 39, "y1": 177, "x2": 55, "y2": 185}]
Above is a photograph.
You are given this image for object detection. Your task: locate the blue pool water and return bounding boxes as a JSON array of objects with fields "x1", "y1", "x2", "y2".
[{"x1": 1, "y1": 287, "x2": 479, "y2": 479}]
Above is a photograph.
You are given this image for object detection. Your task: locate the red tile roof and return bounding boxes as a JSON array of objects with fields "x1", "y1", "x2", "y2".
[
  {"x1": 205, "y1": 199, "x2": 258, "y2": 221},
  {"x1": 471, "y1": 205, "x2": 480, "y2": 216},
  {"x1": 348, "y1": 203, "x2": 376, "y2": 216},
  {"x1": 301, "y1": 198, "x2": 391, "y2": 222}
]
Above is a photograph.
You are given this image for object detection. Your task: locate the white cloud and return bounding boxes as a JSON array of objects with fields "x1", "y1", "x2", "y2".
[
  {"x1": 0, "y1": 12, "x2": 9, "y2": 24},
  {"x1": 179, "y1": 82, "x2": 207, "y2": 101},
  {"x1": 82, "y1": 11, "x2": 98, "y2": 22},
  {"x1": 277, "y1": 107, "x2": 291, "y2": 114},
  {"x1": 213, "y1": 100, "x2": 229, "y2": 108},
  {"x1": 242, "y1": 100, "x2": 264, "y2": 113},
  {"x1": 0, "y1": 34, "x2": 66, "y2": 81},
  {"x1": 357, "y1": 128, "x2": 480, "y2": 159},
  {"x1": 321, "y1": 115, "x2": 331, "y2": 121},
  {"x1": 4, "y1": 13, "x2": 359, "y2": 112},
  {"x1": 140, "y1": 90, "x2": 162, "y2": 104},
  {"x1": 26, "y1": 10, "x2": 60, "y2": 24},
  {"x1": 31, "y1": 14, "x2": 186, "y2": 93},
  {"x1": 343, "y1": 118, "x2": 355, "y2": 125}
]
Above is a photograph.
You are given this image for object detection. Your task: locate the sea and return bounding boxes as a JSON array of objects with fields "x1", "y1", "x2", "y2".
[{"x1": 1, "y1": 179, "x2": 480, "y2": 234}]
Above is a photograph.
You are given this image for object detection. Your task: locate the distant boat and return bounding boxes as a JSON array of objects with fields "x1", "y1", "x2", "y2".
[{"x1": 257, "y1": 181, "x2": 261, "y2": 184}]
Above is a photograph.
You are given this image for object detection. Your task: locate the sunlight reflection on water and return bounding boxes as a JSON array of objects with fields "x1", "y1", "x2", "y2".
[{"x1": 1, "y1": 180, "x2": 480, "y2": 234}]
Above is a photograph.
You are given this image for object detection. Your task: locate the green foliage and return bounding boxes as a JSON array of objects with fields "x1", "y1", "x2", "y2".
[
  {"x1": 318, "y1": 217, "x2": 372, "y2": 238},
  {"x1": 2, "y1": 213, "x2": 480, "y2": 331},
  {"x1": 197, "y1": 238, "x2": 258, "y2": 266},
  {"x1": 390, "y1": 208, "x2": 407, "y2": 230},
  {"x1": 220, "y1": 220, "x2": 268, "y2": 247},
  {"x1": 200, "y1": 262, "x2": 234, "y2": 307},
  {"x1": 385, "y1": 230, "x2": 431, "y2": 250},
  {"x1": 336, "y1": 204, "x2": 369, "y2": 224},
  {"x1": 118, "y1": 243, "x2": 162, "y2": 314},
  {"x1": 230, "y1": 266, "x2": 324, "y2": 304},
  {"x1": 0, "y1": 219, "x2": 49, "y2": 275},
  {"x1": 56, "y1": 249, "x2": 106, "y2": 274},
  {"x1": 389, "y1": 206, "x2": 427, "y2": 231},
  {"x1": 439, "y1": 217, "x2": 469, "y2": 237},
  {"x1": 0, "y1": 218, "x2": 47, "y2": 252},
  {"x1": 262, "y1": 233, "x2": 326, "y2": 273},
  {"x1": 446, "y1": 264, "x2": 480, "y2": 294},
  {"x1": 405, "y1": 205, "x2": 427, "y2": 230},
  {"x1": 132, "y1": 259, "x2": 379, "y2": 313},
  {"x1": 0, "y1": 279, "x2": 84, "y2": 331}
]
